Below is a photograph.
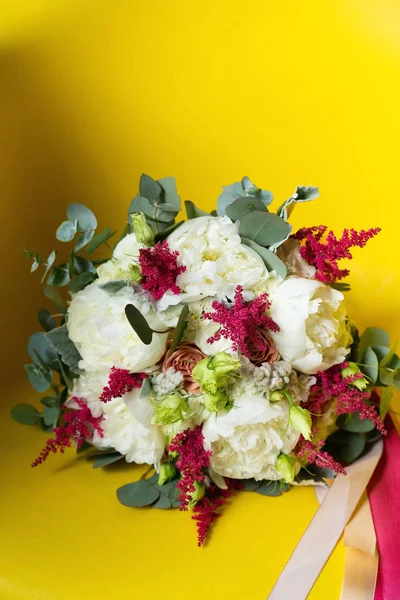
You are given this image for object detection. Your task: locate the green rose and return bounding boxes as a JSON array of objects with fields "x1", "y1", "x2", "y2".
[
  {"x1": 158, "y1": 463, "x2": 177, "y2": 486},
  {"x1": 152, "y1": 393, "x2": 188, "y2": 425},
  {"x1": 130, "y1": 212, "x2": 154, "y2": 245},
  {"x1": 192, "y1": 352, "x2": 240, "y2": 405},
  {"x1": 275, "y1": 453, "x2": 296, "y2": 484}
]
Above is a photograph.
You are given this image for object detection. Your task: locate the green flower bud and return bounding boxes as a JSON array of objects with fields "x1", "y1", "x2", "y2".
[
  {"x1": 188, "y1": 481, "x2": 205, "y2": 509},
  {"x1": 203, "y1": 390, "x2": 229, "y2": 412},
  {"x1": 270, "y1": 390, "x2": 284, "y2": 402},
  {"x1": 130, "y1": 212, "x2": 154, "y2": 245},
  {"x1": 341, "y1": 362, "x2": 368, "y2": 391},
  {"x1": 153, "y1": 394, "x2": 188, "y2": 425},
  {"x1": 276, "y1": 453, "x2": 295, "y2": 484},
  {"x1": 158, "y1": 463, "x2": 177, "y2": 486},
  {"x1": 289, "y1": 405, "x2": 312, "y2": 440}
]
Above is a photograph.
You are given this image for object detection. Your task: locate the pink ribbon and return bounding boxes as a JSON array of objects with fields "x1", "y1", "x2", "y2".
[{"x1": 369, "y1": 419, "x2": 400, "y2": 600}]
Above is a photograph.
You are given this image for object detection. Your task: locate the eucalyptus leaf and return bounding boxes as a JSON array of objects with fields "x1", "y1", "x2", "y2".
[
  {"x1": 114, "y1": 223, "x2": 130, "y2": 246},
  {"x1": 73, "y1": 256, "x2": 96, "y2": 275},
  {"x1": 380, "y1": 387, "x2": 392, "y2": 420},
  {"x1": 129, "y1": 195, "x2": 173, "y2": 225},
  {"x1": 86, "y1": 228, "x2": 116, "y2": 254},
  {"x1": 153, "y1": 478, "x2": 180, "y2": 509},
  {"x1": 28, "y1": 332, "x2": 58, "y2": 368},
  {"x1": 31, "y1": 260, "x2": 39, "y2": 272},
  {"x1": 100, "y1": 280, "x2": 128, "y2": 294},
  {"x1": 75, "y1": 229, "x2": 95, "y2": 252},
  {"x1": 56, "y1": 220, "x2": 77, "y2": 242},
  {"x1": 360, "y1": 347, "x2": 378, "y2": 384},
  {"x1": 42, "y1": 405, "x2": 60, "y2": 428},
  {"x1": 125, "y1": 304, "x2": 154, "y2": 345},
  {"x1": 217, "y1": 181, "x2": 244, "y2": 216},
  {"x1": 46, "y1": 324, "x2": 82, "y2": 373},
  {"x1": 117, "y1": 479, "x2": 160, "y2": 507},
  {"x1": 169, "y1": 305, "x2": 189, "y2": 353},
  {"x1": 10, "y1": 403, "x2": 41, "y2": 426},
  {"x1": 330, "y1": 282, "x2": 351, "y2": 292},
  {"x1": 43, "y1": 285, "x2": 67, "y2": 313},
  {"x1": 327, "y1": 430, "x2": 366, "y2": 464},
  {"x1": 68, "y1": 272, "x2": 97, "y2": 293},
  {"x1": 357, "y1": 327, "x2": 390, "y2": 363},
  {"x1": 239, "y1": 211, "x2": 291, "y2": 247},
  {"x1": 25, "y1": 363, "x2": 52, "y2": 392},
  {"x1": 41, "y1": 250, "x2": 57, "y2": 283},
  {"x1": 277, "y1": 186, "x2": 319, "y2": 221},
  {"x1": 379, "y1": 367, "x2": 400, "y2": 390},
  {"x1": 47, "y1": 264, "x2": 70, "y2": 287},
  {"x1": 57, "y1": 356, "x2": 74, "y2": 390},
  {"x1": 241, "y1": 238, "x2": 287, "y2": 278},
  {"x1": 38, "y1": 309, "x2": 55, "y2": 332},
  {"x1": 336, "y1": 412, "x2": 375, "y2": 433},
  {"x1": 158, "y1": 177, "x2": 181, "y2": 209},
  {"x1": 185, "y1": 200, "x2": 208, "y2": 219},
  {"x1": 40, "y1": 396, "x2": 59, "y2": 408},
  {"x1": 240, "y1": 479, "x2": 262, "y2": 491},
  {"x1": 93, "y1": 453, "x2": 124, "y2": 469},
  {"x1": 256, "y1": 481, "x2": 290, "y2": 496},
  {"x1": 379, "y1": 346, "x2": 400, "y2": 369},
  {"x1": 139, "y1": 174, "x2": 162, "y2": 203},
  {"x1": 226, "y1": 196, "x2": 267, "y2": 222},
  {"x1": 154, "y1": 220, "x2": 184, "y2": 243},
  {"x1": 66, "y1": 203, "x2": 97, "y2": 232}
]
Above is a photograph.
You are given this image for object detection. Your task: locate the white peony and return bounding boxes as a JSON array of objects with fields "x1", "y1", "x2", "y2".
[
  {"x1": 97, "y1": 233, "x2": 143, "y2": 282},
  {"x1": 93, "y1": 389, "x2": 165, "y2": 467},
  {"x1": 269, "y1": 276, "x2": 352, "y2": 375},
  {"x1": 67, "y1": 281, "x2": 168, "y2": 373},
  {"x1": 185, "y1": 298, "x2": 234, "y2": 355},
  {"x1": 160, "y1": 216, "x2": 268, "y2": 309},
  {"x1": 202, "y1": 383, "x2": 300, "y2": 480},
  {"x1": 65, "y1": 370, "x2": 109, "y2": 418}
]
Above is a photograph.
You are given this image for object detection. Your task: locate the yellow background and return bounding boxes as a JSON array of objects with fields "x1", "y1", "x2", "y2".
[{"x1": 1, "y1": 1, "x2": 399, "y2": 599}]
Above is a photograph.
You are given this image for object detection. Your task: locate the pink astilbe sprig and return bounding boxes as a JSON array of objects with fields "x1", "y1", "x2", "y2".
[
  {"x1": 32, "y1": 399, "x2": 104, "y2": 467},
  {"x1": 295, "y1": 436, "x2": 346, "y2": 475},
  {"x1": 203, "y1": 285, "x2": 279, "y2": 359},
  {"x1": 294, "y1": 225, "x2": 380, "y2": 284},
  {"x1": 192, "y1": 480, "x2": 241, "y2": 547},
  {"x1": 138, "y1": 240, "x2": 186, "y2": 300},
  {"x1": 99, "y1": 367, "x2": 146, "y2": 403},
  {"x1": 168, "y1": 426, "x2": 212, "y2": 510},
  {"x1": 306, "y1": 362, "x2": 386, "y2": 433}
]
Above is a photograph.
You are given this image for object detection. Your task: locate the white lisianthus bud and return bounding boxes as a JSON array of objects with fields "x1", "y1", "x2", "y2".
[
  {"x1": 158, "y1": 463, "x2": 177, "y2": 486},
  {"x1": 130, "y1": 212, "x2": 154, "y2": 246},
  {"x1": 188, "y1": 481, "x2": 205, "y2": 509},
  {"x1": 289, "y1": 404, "x2": 312, "y2": 440},
  {"x1": 276, "y1": 453, "x2": 296, "y2": 484}
]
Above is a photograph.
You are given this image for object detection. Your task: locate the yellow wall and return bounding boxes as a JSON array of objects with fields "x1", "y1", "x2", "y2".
[{"x1": 0, "y1": 2, "x2": 399, "y2": 599}]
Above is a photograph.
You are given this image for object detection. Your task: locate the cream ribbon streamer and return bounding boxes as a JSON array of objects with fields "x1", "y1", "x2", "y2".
[{"x1": 267, "y1": 439, "x2": 383, "y2": 600}]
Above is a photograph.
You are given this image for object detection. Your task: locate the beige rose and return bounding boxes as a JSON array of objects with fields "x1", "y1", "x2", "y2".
[
  {"x1": 248, "y1": 330, "x2": 279, "y2": 366},
  {"x1": 162, "y1": 342, "x2": 206, "y2": 393}
]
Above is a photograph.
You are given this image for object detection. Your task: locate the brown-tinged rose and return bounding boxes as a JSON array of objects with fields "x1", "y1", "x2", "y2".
[
  {"x1": 248, "y1": 330, "x2": 279, "y2": 366},
  {"x1": 162, "y1": 342, "x2": 206, "y2": 393}
]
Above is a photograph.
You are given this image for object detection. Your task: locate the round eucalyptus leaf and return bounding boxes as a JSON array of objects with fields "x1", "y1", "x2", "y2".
[
  {"x1": 67, "y1": 203, "x2": 97, "y2": 232},
  {"x1": 75, "y1": 229, "x2": 95, "y2": 252},
  {"x1": 117, "y1": 479, "x2": 160, "y2": 507},
  {"x1": 360, "y1": 347, "x2": 378, "y2": 383},
  {"x1": 337, "y1": 432, "x2": 366, "y2": 464},
  {"x1": 158, "y1": 176, "x2": 181, "y2": 209},
  {"x1": 73, "y1": 256, "x2": 96, "y2": 275},
  {"x1": 86, "y1": 228, "x2": 115, "y2": 254},
  {"x1": 38, "y1": 308, "x2": 55, "y2": 332},
  {"x1": 152, "y1": 495, "x2": 172, "y2": 509},
  {"x1": 56, "y1": 220, "x2": 77, "y2": 242},
  {"x1": 139, "y1": 174, "x2": 162, "y2": 203},
  {"x1": 337, "y1": 412, "x2": 375, "y2": 433},
  {"x1": 93, "y1": 453, "x2": 124, "y2": 469},
  {"x1": 240, "y1": 479, "x2": 262, "y2": 491},
  {"x1": 10, "y1": 403, "x2": 41, "y2": 426},
  {"x1": 42, "y1": 405, "x2": 60, "y2": 427},
  {"x1": 25, "y1": 363, "x2": 52, "y2": 392},
  {"x1": 226, "y1": 196, "x2": 267, "y2": 221},
  {"x1": 28, "y1": 332, "x2": 57, "y2": 367},
  {"x1": 256, "y1": 481, "x2": 289, "y2": 496},
  {"x1": 68, "y1": 272, "x2": 97, "y2": 293},
  {"x1": 241, "y1": 238, "x2": 287, "y2": 278},
  {"x1": 239, "y1": 211, "x2": 291, "y2": 246},
  {"x1": 47, "y1": 264, "x2": 70, "y2": 287}
]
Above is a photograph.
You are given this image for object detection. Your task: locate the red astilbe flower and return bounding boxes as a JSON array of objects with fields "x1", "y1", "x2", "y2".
[
  {"x1": 32, "y1": 398, "x2": 104, "y2": 467},
  {"x1": 294, "y1": 225, "x2": 380, "y2": 284},
  {"x1": 306, "y1": 362, "x2": 386, "y2": 433},
  {"x1": 168, "y1": 426, "x2": 212, "y2": 510},
  {"x1": 99, "y1": 367, "x2": 146, "y2": 403},
  {"x1": 138, "y1": 240, "x2": 186, "y2": 300},
  {"x1": 295, "y1": 436, "x2": 346, "y2": 475},
  {"x1": 203, "y1": 285, "x2": 279, "y2": 359},
  {"x1": 192, "y1": 480, "x2": 241, "y2": 547}
]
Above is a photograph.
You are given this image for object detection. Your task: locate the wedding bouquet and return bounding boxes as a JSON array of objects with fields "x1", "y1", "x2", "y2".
[{"x1": 14, "y1": 175, "x2": 399, "y2": 546}]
